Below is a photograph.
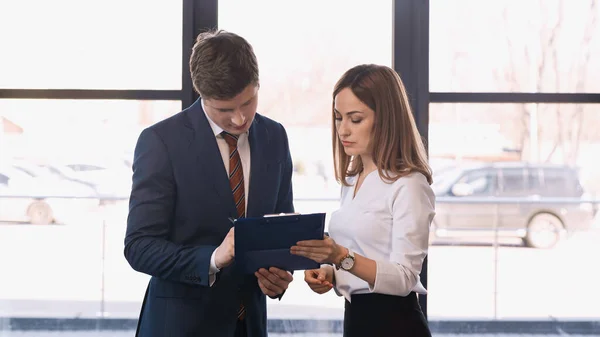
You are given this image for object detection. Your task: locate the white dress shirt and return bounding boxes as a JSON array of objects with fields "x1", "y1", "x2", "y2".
[
  {"x1": 202, "y1": 101, "x2": 252, "y2": 286},
  {"x1": 329, "y1": 171, "x2": 435, "y2": 302}
]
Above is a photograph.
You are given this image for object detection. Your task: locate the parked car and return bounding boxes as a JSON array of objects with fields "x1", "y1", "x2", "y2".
[
  {"x1": 10, "y1": 160, "x2": 99, "y2": 196},
  {"x1": 0, "y1": 166, "x2": 98, "y2": 225},
  {"x1": 40, "y1": 161, "x2": 131, "y2": 199},
  {"x1": 431, "y1": 162, "x2": 596, "y2": 249}
]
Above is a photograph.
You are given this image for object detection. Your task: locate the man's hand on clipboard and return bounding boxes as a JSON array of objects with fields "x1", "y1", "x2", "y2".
[
  {"x1": 255, "y1": 267, "x2": 294, "y2": 298},
  {"x1": 214, "y1": 227, "x2": 235, "y2": 269}
]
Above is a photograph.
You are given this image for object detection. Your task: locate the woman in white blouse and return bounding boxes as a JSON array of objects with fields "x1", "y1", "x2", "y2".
[{"x1": 290, "y1": 64, "x2": 435, "y2": 337}]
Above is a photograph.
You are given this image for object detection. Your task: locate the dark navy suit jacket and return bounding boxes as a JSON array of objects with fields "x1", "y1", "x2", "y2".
[{"x1": 124, "y1": 99, "x2": 294, "y2": 337}]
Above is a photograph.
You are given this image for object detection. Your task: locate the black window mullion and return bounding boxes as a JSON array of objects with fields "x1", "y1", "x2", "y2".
[
  {"x1": 393, "y1": 0, "x2": 430, "y2": 319},
  {"x1": 182, "y1": 0, "x2": 218, "y2": 108},
  {"x1": 430, "y1": 92, "x2": 600, "y2": 104},
  {"x1": 0, "y1": 89, "x2": 181, "y2": 101}
]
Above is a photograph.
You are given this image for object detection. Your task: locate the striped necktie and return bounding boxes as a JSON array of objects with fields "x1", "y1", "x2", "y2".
[
  {"x1": 222, "y1": 132, "x2": 245, "y2": 218},
  {"x1": 221, "y1": 131, "x2": 246, "y2": 320}
]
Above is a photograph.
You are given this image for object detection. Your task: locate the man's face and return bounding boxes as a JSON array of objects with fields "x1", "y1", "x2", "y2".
[{"x1": 203, "y1": 84, "x2": 259, "y2": 135}]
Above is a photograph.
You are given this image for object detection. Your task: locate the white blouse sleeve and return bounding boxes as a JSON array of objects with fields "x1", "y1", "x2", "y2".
[{"x1": 369, "y1": 174, "x2": 436, "y2": 296}]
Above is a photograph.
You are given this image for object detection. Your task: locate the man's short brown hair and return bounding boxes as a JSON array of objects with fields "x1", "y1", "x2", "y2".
[{"x1": 189, "y1": 30, "x2": 259, "y2": 100}]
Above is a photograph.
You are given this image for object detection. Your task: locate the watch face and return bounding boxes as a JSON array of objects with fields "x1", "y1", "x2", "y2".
[{"x1": 341, "y1": 257, "x2": 354, "y2": 270}]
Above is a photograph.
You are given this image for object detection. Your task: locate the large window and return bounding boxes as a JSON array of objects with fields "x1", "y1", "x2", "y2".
[
  {"x1": 0, "y1": 0, "x2": 183, "y2": 334},
  {"x1": 428, "y1": 0, "x2": 600, "y2": 333}
]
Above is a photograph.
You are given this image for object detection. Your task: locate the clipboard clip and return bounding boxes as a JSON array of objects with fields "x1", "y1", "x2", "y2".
[{"x1": 263, "y1": 213, "x2": 300, "y2": 218}]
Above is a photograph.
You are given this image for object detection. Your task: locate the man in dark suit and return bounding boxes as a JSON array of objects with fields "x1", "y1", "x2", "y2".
[{"x1": 124, "y1": 30, "x2": 295, "y2": 337}]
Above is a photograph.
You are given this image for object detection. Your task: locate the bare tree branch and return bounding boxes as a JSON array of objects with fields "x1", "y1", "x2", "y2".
[
  {"x1": 570, "y1": 0, "x2": 599, "y2": 164},
  {"x1": 502, "y1": 5, "x2": 520, "y2": 91},
  {"x1": 544, "y1": 0, "x2": 564, "y2": 162}
]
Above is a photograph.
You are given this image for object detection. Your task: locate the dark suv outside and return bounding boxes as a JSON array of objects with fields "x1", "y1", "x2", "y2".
[{"x1": 431, "y1": 162, "x2": 596, "y2": 249}]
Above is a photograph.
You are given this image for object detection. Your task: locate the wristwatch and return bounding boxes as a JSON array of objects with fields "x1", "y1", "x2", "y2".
[{"x1": 336, "y1": 249, "x2": 355, "y2": 271}]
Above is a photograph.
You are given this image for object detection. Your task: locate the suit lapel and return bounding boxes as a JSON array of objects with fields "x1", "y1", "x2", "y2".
[
  {"x1": 184, "y1": 99, "x2": 237, "y2": 218},
  {"x1": 247, "y1": 117, "x2": 268, "y2": 217}
]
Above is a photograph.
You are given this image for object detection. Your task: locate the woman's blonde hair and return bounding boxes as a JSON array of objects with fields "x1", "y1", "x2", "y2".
[{"x1": 332, "y1": 64, "x2": 432, "y2": 186}]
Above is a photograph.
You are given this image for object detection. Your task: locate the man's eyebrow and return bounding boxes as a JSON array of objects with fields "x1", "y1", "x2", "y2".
[
  {"x1": 205, "y1": 103, "x2": 233, "y2": 111},
  {"x1": 243, "y1": 95, "x2": 256, "y2": 105},
  {"x1": 207, "y1": 96, "x2": 255, "y2": 111}
]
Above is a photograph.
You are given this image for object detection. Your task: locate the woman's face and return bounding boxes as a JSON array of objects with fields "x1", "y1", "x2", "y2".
[{"x1": 334, "y1": 87, "x2": 375, "y2": 157}]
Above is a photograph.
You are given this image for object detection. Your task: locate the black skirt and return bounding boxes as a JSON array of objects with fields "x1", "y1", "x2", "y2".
[{"x1": 343, "y1": 292, "x2": 431, "y2": 337}]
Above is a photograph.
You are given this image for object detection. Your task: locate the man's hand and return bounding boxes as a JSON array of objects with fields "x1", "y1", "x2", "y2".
[
  {"x1": 214, "y1": 227, "x2": 234, "y2": 269},
  {"x1": 255, "y1": 267, "x2": 293, "y2": 298},
  {"x1": 304, "y1": 266, "x2": 334, "y2": 294}
]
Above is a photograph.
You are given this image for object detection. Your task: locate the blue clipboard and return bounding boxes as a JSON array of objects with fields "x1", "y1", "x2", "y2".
[{"x1": 234, "y1": 213, "x2": 326, "y2": 274}]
